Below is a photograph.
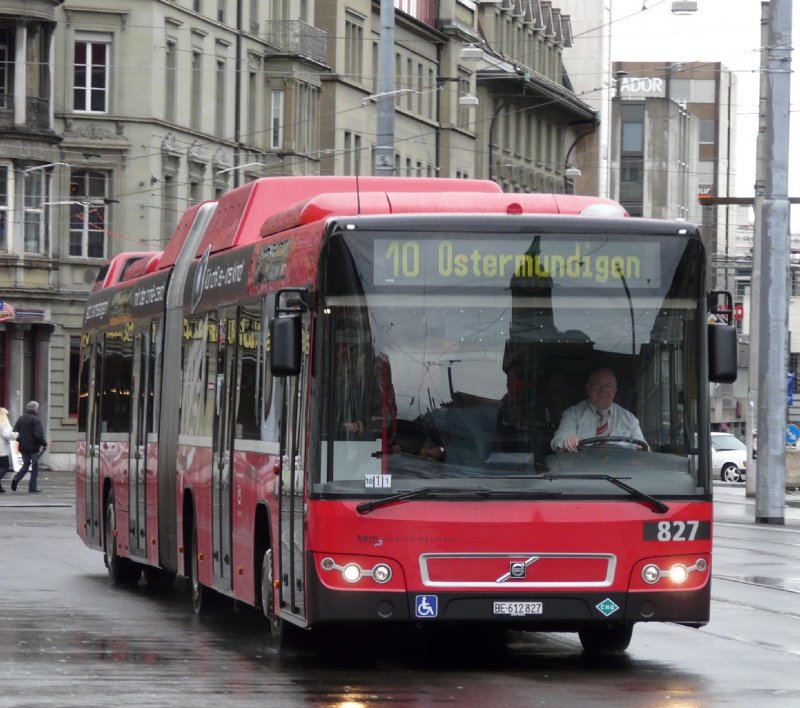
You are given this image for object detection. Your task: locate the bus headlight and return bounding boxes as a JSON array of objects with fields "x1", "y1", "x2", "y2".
[
  {"x1": 642, "y1": 564, "x2": 661, "y2": 584},
  {"x1": 342, "y1": 563, "x2": 362, "y2": 583},
  {"x1": 372, "y1": 563, "x2": 392, "y2": 584},
  {"x1": 668, "y1": 564, "x2": 689, "y2": 584},
  {"x1": 318, "y1": 556, "x2": 397, "y2": 587},
  {"x1": 638, "y1": 557, "x2": 708, "y2": 586}
]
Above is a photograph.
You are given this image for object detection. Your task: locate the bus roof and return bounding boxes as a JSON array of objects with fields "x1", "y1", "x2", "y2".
[
  {"x1": 91, "y1": 251, "x2": 164, "y2": 291},
  {"x1": 158, "y1": 176, "x2": 502, "y2": 269},
  {"x1": 259, "y1": 191, "x2": 627, "y2": 239}
]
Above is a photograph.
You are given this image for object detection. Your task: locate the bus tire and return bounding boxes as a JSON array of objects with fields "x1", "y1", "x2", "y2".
[
  {"x1": 190, "y1": 519, "x2": 215, "y2": 615},
  {"x1": 260, "y1": 548, "x2": 304, "y2": 647},
  {"x1": 578, "y1": 623, "x2": 633, "y2": 655},
  {"x1": 261, "y1": 548, "x2": 282, "y2": 636},
  {"x1": 104, "y1": 492, "x2": 140, "y2": 586}
]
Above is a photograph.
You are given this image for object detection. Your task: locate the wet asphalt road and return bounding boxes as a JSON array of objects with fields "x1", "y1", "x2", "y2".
[{"x1": 1, "y1": 471, "x2": 800, "y2": 707}]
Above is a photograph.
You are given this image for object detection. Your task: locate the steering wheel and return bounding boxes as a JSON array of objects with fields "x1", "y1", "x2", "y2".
[{"x1": 576, "y1": 436, "x2": 649, "y2": 451}]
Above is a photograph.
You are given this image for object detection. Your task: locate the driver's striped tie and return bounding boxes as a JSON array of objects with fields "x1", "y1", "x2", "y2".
[{"x1": 596, "y1": 411, "x2": 609, "y2": 436}]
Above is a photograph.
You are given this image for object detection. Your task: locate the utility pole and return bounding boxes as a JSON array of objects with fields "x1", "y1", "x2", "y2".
[
  {"x1": 755, "y1": 0, "x2": 792, "y2": 524},
  {"x1": 747, "y1": 2, "x2": 770, "y2": 499},
  {"x1": 374, "y1": 0, "x2": 395, "y2": 176}
]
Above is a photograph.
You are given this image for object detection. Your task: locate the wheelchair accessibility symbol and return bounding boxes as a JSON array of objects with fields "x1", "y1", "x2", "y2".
[{"x1": 415, "y1": 595, "x2": 438, "y2": 618}]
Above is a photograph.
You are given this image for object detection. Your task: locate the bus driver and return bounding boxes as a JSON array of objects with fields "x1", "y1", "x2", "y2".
[{"x1": 551, "y1": 368, "x2": 647, "y2": 452}]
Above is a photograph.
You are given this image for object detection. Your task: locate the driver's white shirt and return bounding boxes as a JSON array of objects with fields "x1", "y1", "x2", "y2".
[{"x1": 551, "y1": 400, "x2": 645, "y2": 451}]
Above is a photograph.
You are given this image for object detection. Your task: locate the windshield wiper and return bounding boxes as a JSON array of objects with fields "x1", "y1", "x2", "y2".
[
  {"x1": 356, "y1": 486, "x2": 492, "y2": 515},
  {"x1": 545, "y1": 474, "x2": 669, "y2": 514}
]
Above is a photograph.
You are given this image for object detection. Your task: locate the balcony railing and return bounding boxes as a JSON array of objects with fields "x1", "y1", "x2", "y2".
[
  {"x1": 0, "y1": 96, "x2": 51, "y2": 131},
  {"x1": 263, "y1": 20, "x2": 327, "y2": 65},
  {"x1": 26, "y1": 97, "x2": 50, "y2": 130}
]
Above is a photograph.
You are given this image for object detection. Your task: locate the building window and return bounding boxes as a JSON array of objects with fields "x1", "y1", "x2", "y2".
[
  {"x1": 344, "y1": 14, "x2": 364, "y2": 83},
  {"x1": 0, "y1": 36, "x2": 9, "y2": 108},
  {"x1": 191, "y1": 50, "x2": 202, "y2": 131},
  {"x1": 249, "y1": 0, "x2": 260, "y2": 33},
  {"x1": 271, "y1": 0, "x2": 289, "y2": 21},
  {"x1": 69, "y1": 335, "x2": 81, "y2": 418},
  {"x1": 0, "y1": 165, "x2": 9, "y2": 252},
  {"x1": 456, "y1": 72, "x2": 471, "y2": 130},
  {"x1": 247, "y1": 70, "x2": 257, "y2": 146},
  {"x1": 69, "y1": 170, "x2": 108, "y2": 259},
  {"x1": 189, "y1": 178, "x2": 202, "y2": 205},
  {"x1": 165, "y1": 40, "x2": 177, "y2": 123},
  {"x1": 343, "y1": 131, "x2": 362, "y2": 176},
  {"x1": 620, "y1": 157, "x2": 644, "y2": 217},
  {"x1": 620, "y1": 103, "x2": 645, "y2": 217},
  {"x1": 74, "y1": 33, "x2": 111, "y2": 113},
  {"x1": 215, "y1": 57, "x2": 226, "y2": 136},
  {"x1": 699, "y1": 120, "x2": 716, "y2": 145},
  {"x1": 24, "y1": 172, "x2": 45, "y2": 254},
  {"x1": 271, "y1": 89, "x2": 284, "y2": 149},
  {"x1": 294, "y1": 82, "x2": 318, "y2": 155},
  {"x1": 161, "y1": 172, "x2": 177, "y2": 244},
  {"x1": 792, "y1": 270, "x2": 800, "y2": 297}
]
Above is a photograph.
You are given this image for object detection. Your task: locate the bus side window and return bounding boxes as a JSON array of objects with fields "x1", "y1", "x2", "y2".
[
  {"x1": 235, "y1": 306, "x2": 262, "y2": 440},
  {"x1": 262, "y1": 298, "x2": 278, "y2": 443},
  {"x1": 101, "y1": 332, "x2": 133, "y2": 434}
]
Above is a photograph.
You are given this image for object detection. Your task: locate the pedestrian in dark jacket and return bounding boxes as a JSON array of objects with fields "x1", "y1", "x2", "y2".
[{"x1": 11, "y1": 401, "x2": 47, "y2": 493}]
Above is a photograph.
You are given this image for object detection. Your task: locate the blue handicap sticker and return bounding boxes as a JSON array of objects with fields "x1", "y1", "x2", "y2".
[{"x1": 415, "y1": 595, "x2": 438, "y2": 618}]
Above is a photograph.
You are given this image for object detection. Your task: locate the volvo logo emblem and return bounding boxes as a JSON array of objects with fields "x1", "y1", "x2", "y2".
[
  {"x1": 510, "y1": 563, "x2": 526, "y2": 578},
  {"x1": 497, "y1": 556, "x2": 541, "y2": 583}
]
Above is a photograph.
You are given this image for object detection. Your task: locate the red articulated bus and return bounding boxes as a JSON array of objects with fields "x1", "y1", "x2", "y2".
[{"x1": 76, "y1": 176, "x2": 737, "y2": 653}]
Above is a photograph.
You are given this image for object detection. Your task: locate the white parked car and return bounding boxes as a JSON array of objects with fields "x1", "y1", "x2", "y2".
[{"x1": 711, "y1": 432, "x2": 747, "y2": 483}]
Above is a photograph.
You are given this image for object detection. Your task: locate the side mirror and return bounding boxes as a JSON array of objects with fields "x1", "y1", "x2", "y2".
[
  {"x1": 270, "y1": 316, "x2": 302, "y2": 377},
  {"x1": 708, "y1": 324, "x2": 737, "y2": 383}
]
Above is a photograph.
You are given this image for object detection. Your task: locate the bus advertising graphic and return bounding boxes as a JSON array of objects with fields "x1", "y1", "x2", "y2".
[{"x1": 75, "y1": 176, "x2": 737, "y2": 655}]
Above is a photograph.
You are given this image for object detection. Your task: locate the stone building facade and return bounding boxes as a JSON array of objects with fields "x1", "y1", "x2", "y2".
[{"x1": 0, "y1": 0, "x2": 599, "y2": 469}]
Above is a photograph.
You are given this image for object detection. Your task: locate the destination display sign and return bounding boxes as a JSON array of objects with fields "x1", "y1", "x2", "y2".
[{"x1": 373, "y1": 238, "x2": 662, "y2": 289}]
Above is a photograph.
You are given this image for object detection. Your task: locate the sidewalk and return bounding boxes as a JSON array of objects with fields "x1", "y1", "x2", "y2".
[
  {"x1": 0, "y1": 467, "x2": 75, "y2": 506},
  {"x1": 713, "y1": 482, "x2": 800, "y2": 527}
]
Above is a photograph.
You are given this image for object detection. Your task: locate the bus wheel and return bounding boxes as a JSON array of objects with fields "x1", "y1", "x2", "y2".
[
  {"x1": 104, "y1": 493, "x2": 140, "y2": 586},
  {"x1": 578, "y1": 623, "x2": 633, "y2": 655},
  {"x1": 261, "y1": 548, "x2": 282, "y2": 637},
  {"x1": 260, "y1": 547, "x2": 306, "y2": 648},
  {"x1": 190, "y1": 520, "x2": 214, "y2": 615}
]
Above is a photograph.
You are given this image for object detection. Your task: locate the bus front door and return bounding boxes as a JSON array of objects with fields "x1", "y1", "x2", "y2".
[
  {"x1": 277, "y1": 310, "x2": 309, "y2": 623},
  {"x1": 83, "y1": 337, "x2": 103, "y2": 548},
  {"x1": 127, "y1": 328, "x2": 151, "y2": 560}
]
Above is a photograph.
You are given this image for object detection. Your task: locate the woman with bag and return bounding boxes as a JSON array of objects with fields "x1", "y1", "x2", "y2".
[{"x1": 0, "y1": 407, "x2": 19, "y2": 493}]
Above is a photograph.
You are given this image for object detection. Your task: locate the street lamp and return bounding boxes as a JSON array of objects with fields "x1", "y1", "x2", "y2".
[
  {"x1": 564, "y1": 165, "x2": 582, "y2": 194},
  {"x1": 362, "y1": 89, "x2": 417, "y2": 105},
  {"x1": 460, "y1": 45, "x2": 484, "y2": 61},
  {"x1": 671, "y1": 1, "x2": 698, "y2": 14},
  {"x1": 215, "y1": 161, "x2": 266, "y2": 177},
  {"x1": 23, "y1": 162, "x2": 70, "y2": 173},
  {"x1": 435, "y1": 77, "x2": 479, "y2": 174}
]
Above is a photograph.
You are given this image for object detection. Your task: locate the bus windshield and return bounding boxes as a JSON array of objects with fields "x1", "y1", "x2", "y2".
[{"x1": 312, "y1": 225, "x2": 707, "y2": 501}]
